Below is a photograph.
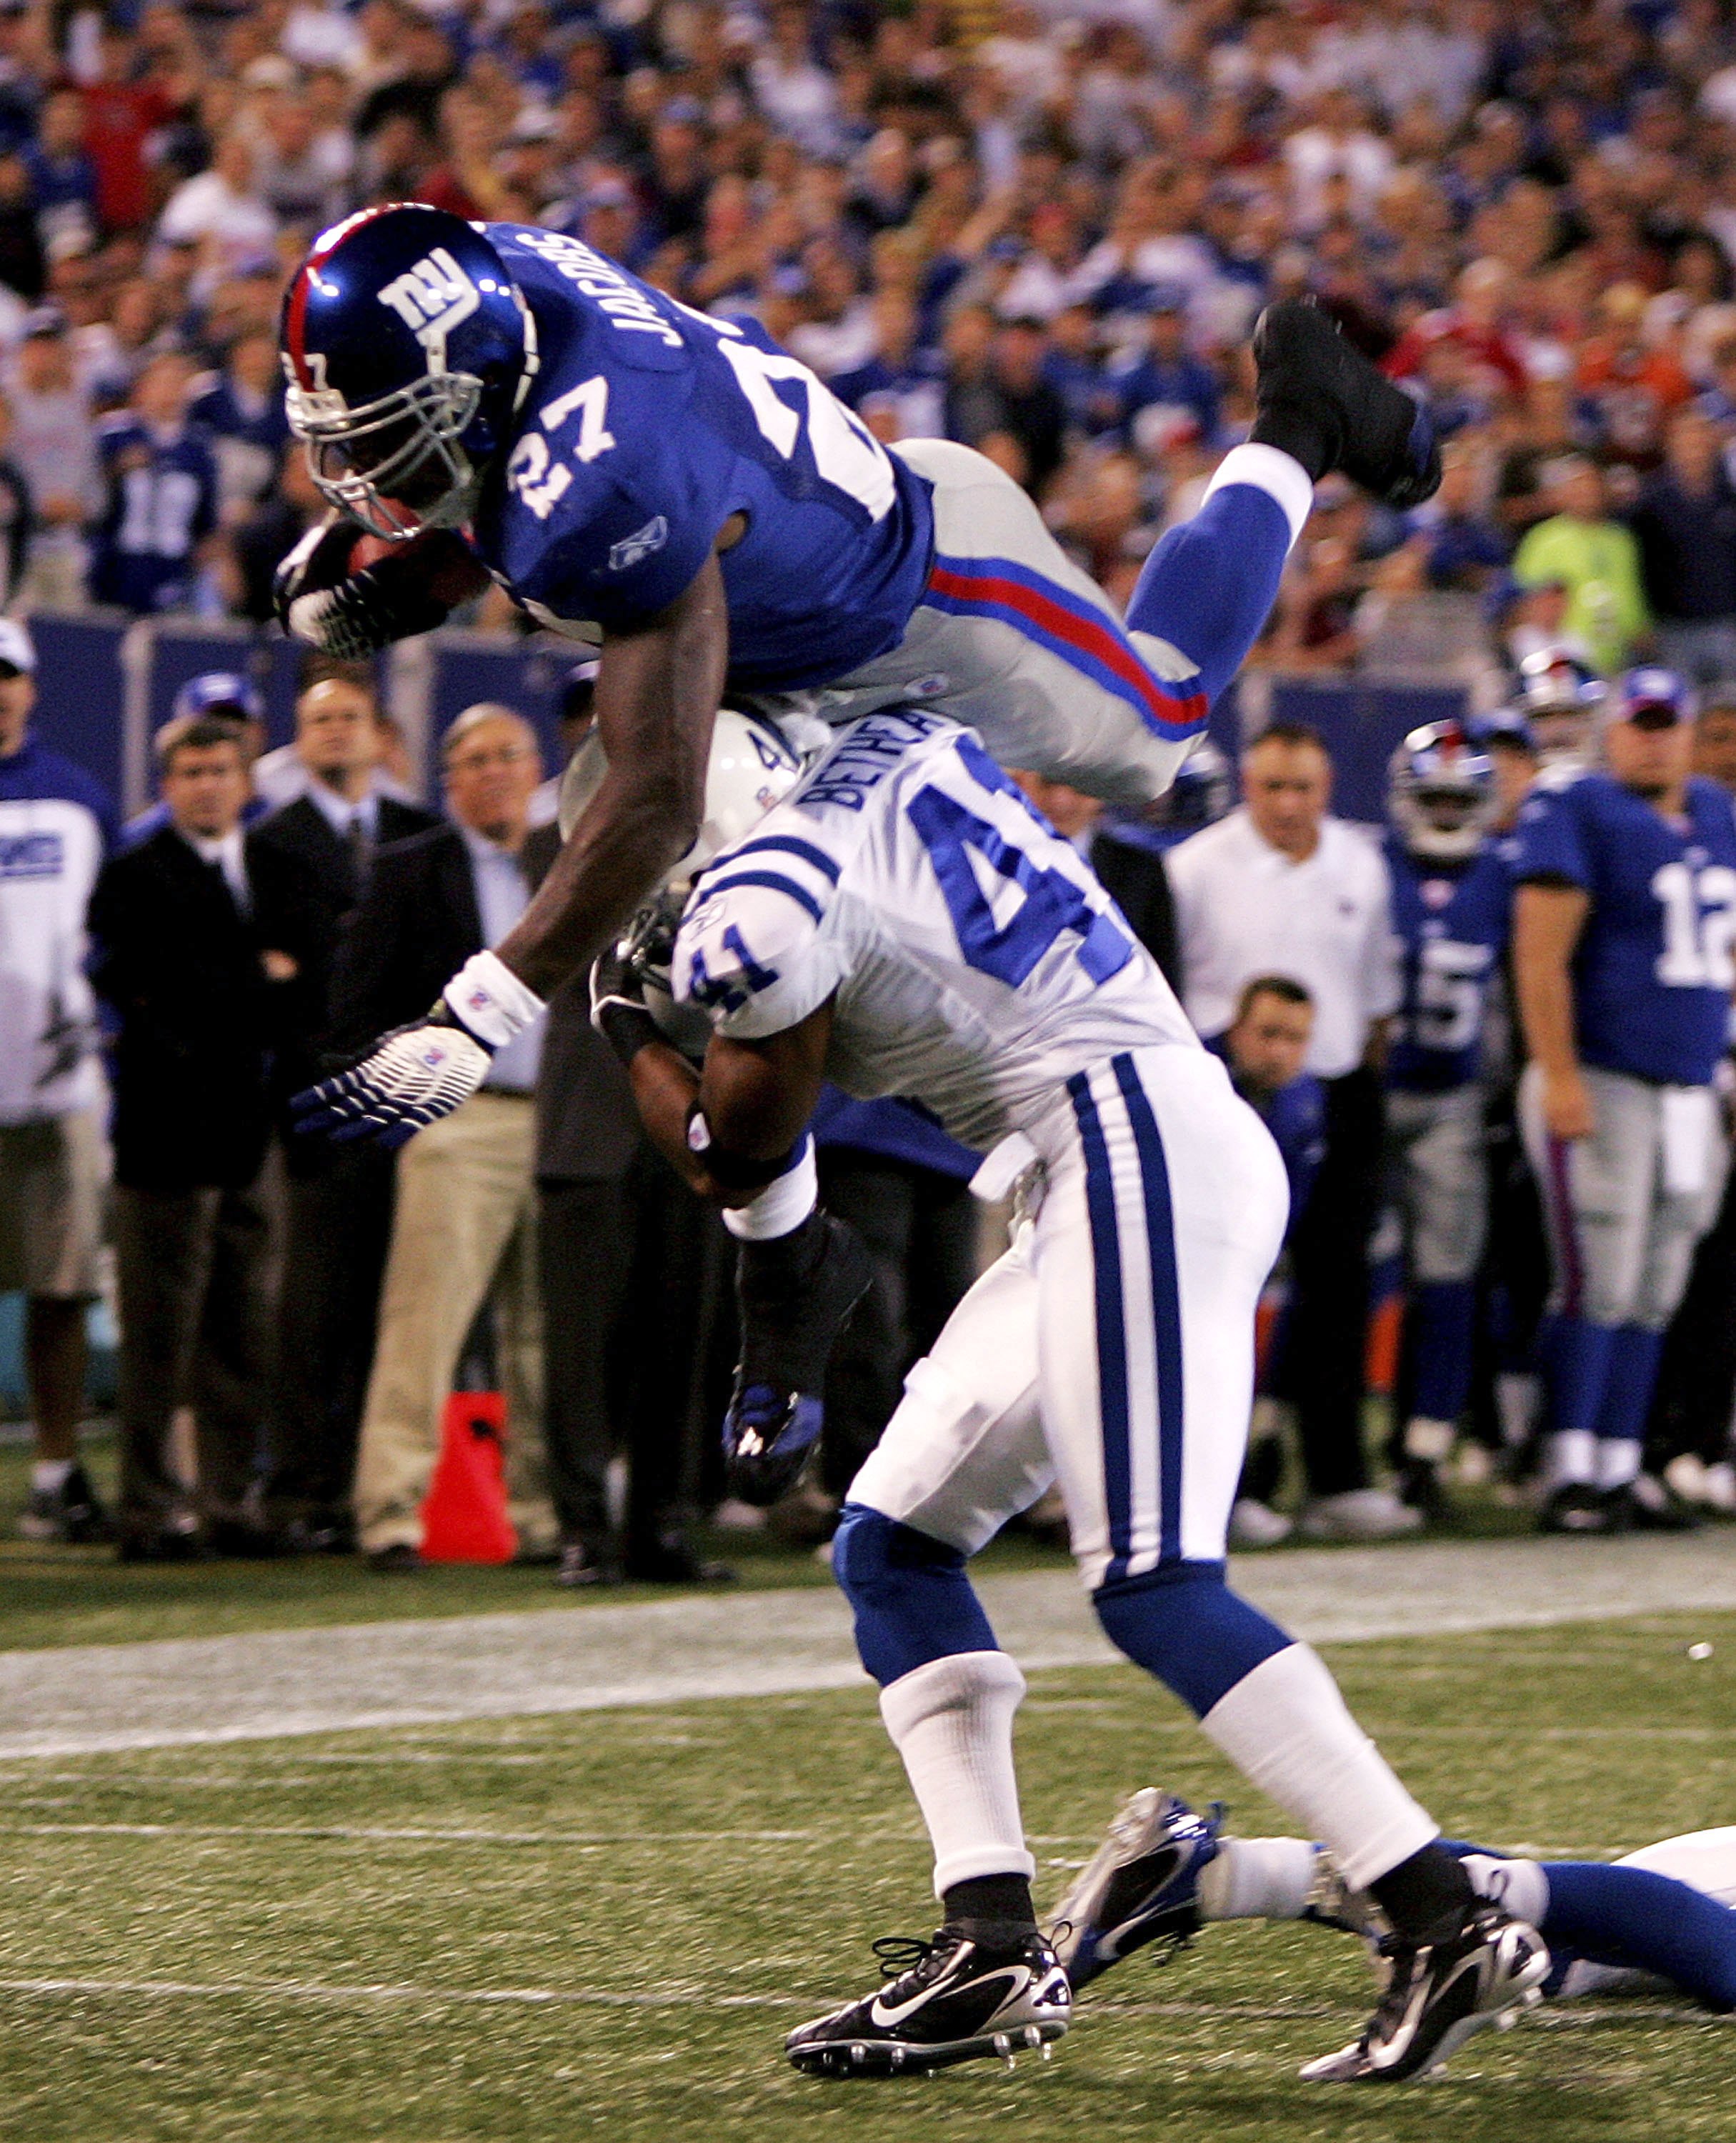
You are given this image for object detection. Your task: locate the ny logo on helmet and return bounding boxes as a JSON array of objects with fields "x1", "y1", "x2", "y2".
[{"x1": 377, "y1": 247, "x2": 481, "y2": 371}]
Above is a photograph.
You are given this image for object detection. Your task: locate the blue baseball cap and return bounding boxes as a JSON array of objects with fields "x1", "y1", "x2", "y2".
[{"x1": 171, "y1": 671, "x2": 263, "y2": 724}]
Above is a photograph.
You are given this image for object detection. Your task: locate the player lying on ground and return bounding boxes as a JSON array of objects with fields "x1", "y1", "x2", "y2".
[
  {"x1": 1054, "y1": 1788, "x2": 1736, "y2": 2016},
  {"x1": 589, "y1": 704, "x2": 1549, "y2": 2086},
  {"x1": 277, "y1": 200, "x2": 1439, "y2": 1149}
]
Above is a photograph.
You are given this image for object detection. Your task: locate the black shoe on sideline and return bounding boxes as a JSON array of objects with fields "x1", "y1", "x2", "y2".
[
  {"x1": 366, "y1": 1542, "x2": 425, "y2": 1574},
  {"x1": 117, "y1": 1525, "x2": 210, "y2": 1566},
  {"x1": 1539, "y1": 1482, "x2": 1608, "y2": 1535},
  {"x1": 1252, "y1": 299, "x2": 1441, "y2": 508},
  {"x1": 554, "y1": 1539, "x2": 620, "y2": 1588},
  {"x1": 1607, "y1": 1475, "x2": 1700, "y2": 1533},
  {"x1": 622, "y1": 1537, "x2": 737, "y2": 1586},
  {"x1": 20, "y1": 1463, "x2": 116, "y2": 1545}
]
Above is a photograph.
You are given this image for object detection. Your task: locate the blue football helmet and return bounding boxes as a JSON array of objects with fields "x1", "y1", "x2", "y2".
[
  {"x1": 1388, "y1": 718, "x2": 1495, "y2": 862},
  {"x1": 172, "y1": 671, "x2": 263, "y2": 725},
  {"x1": 1615, "y1": 665, "x2": 1695, "y2": 727},
  {"x1": 1517, "y1": 645, "x2": 1605, "y2": 766},
  {"x1": 280, "y1": 204, "x2": 537, "y2": 539}
]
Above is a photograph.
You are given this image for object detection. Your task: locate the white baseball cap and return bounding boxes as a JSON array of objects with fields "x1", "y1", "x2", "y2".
[{"x1": 0, "y1": 619, "x2": 36, "y2": 675}]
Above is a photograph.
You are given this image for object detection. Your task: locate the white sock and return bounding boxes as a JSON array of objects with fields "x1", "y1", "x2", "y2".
[
  {"x1": 1460, "y1": 1852, "x2": 1550, "y2": 1927},
  {"x1": 1595, "y1": 1436, "x2": 1642, "y2": 1490},
  {"x1": 1495, "y1": 1372, "x2": 1540, "y2": 1449},
  {"x1": 721, "y1": 1142, "x2": 818, "y2": 1241},
  {"x1": 1198, "y1": 1836, "x2": 1321, "y2": 1922},
  {"x1": 1543, "y1": 1428, "x2": 1597, "y2": 1487},
  {"x1": 1200, "y1": 1644, "x2": 1437, "y2": 1890},
  {"x1": 1402, "y1": 1415, "x2": 1454, "y2": 1463},
  {"x1": 879, "y1": 1651, "x2": 1035, "y2": 1897},
  {"x1": 1203, "y1": 441, "x2": 1314, "y2": 549},
  {"x1": 31, "y1": 1459, "x2": 72, "y2": 1494}
]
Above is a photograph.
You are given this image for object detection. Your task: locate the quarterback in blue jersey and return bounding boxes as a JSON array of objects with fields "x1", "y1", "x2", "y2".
[
  {"x1": 1381, "y1": 721, "x2": 1512, "y2": 1512},
  {"x1": 276, "y1": 201, "x2": 1440, "y2": 1152},
  {"x1": 1510, "y1": 667, "x2": 1736, "y2": 1532}
]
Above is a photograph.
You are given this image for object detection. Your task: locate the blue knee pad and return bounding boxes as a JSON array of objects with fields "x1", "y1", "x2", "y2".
[
  {"x1": 1094, "y1": 1561, "x2": 1292, "y2": 1718},
  {"x1": 832, "y1": 1502, "x2": 998, "y2": 1687}
]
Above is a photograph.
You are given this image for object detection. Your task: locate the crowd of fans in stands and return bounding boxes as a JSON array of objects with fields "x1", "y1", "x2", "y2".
[{"x1": 0, "y1": 0, "x2": 1715, "y2": 664}]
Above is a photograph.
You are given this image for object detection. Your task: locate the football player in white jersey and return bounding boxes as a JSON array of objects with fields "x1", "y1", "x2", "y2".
[
  {"x1": 584, "y1": 706, "x2": 1550, "y2": 2085},
  {"x1": 1054, "y1": 1788, "x2": 1736, "y2": 2017}
]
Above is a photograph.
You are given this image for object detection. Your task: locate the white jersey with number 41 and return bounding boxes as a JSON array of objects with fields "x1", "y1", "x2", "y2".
[{"x1": 670, "y1": 709, "x2": 1199, "y2": 1153}]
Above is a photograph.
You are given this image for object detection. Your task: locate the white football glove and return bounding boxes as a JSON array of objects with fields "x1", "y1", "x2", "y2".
[
  {"x1": 293, "y1": 952, "x2": 546, "y2": 1150},
  {"x1": 291, "y1": 1014, "x2": 492, "y2": 1150}
]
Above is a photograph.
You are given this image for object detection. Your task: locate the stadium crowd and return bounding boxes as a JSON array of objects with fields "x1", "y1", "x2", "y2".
[{"x1": 5, "y1": 0, "x2": 1736, "y2": 1568}]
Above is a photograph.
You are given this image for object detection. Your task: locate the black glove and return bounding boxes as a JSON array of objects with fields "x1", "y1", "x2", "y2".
[
  {"x1": 589, "y1": 935, "x2": 662, "y2": 1068},
  {"x1": 274, "y1": 518, "x2": 457, "y2": 658}
]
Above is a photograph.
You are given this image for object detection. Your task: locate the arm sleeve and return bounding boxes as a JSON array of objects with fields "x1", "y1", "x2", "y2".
[
  {"x1": 1365, "y1": 849, "x2": 1404, "y2": 1022},
  {"x1": 673, "y1": 877, "x2": 848, "y2": 1041},
  {"x1": 1509, "y1": 784, "x2": 1592, "y2": 890}
]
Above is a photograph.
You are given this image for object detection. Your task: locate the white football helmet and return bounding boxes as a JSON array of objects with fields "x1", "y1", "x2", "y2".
[{"x1": 557, "y1": 705, "x2": 807, "y2": 883}]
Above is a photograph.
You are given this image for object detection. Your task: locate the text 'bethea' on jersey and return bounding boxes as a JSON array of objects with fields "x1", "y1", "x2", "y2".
[{"x1": 669, "y1": 707, "x2": 1199, "y2": 1156}]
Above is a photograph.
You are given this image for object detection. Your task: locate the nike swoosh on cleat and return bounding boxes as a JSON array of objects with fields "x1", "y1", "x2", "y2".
[{"x1": 868, "y1": 1965, "x2": 1030, "y2": 2032}]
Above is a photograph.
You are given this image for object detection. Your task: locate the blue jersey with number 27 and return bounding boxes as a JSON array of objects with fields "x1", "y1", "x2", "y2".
[
  {"x1": 669, "y1": 709, "x2": 1199, "y2": 1152},
  {"x1": 1384, "y1": 833, "x2": 1513, "y2": 1094},
  {"x1": 467, "y1": 226, "x2": 935, "y2": 694},
  {"x1": 1509, "y1": 766, "x2": 1736, "y2": 1087}
]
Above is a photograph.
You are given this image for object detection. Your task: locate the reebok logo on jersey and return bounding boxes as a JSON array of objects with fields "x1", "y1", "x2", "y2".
[
  {"x1": 0, "y1": 831, "x2": 62, "y2": 879},
  {"x1": 609, "y1": 516, "x2": 668, "y2": 571},
  {"x1": 378, "y1": 247, "x2": 480, "y2": 371}
]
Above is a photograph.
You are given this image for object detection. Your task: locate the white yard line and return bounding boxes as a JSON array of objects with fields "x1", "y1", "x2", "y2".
[{"x1": 0, "y1": 1533, "x2": 1730, "y2": 1760}]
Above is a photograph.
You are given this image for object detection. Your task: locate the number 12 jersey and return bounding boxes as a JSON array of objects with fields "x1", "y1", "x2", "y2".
[
  {"x1": 671, "y1": 709, "x2": 1198, "y2": 1152},
  {"x1": 1510, "y1": 764, "x2": 1736, "y2": 1089}
]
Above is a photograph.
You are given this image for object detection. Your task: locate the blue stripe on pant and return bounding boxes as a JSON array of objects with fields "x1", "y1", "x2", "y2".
[{"x1": 1067, "y1": 1053, "x2": 1187, "y2": 1580}]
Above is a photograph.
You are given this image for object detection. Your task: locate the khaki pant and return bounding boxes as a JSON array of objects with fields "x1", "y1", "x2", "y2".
[{"x1": 352, "y1": 1093, "x2": 557, "y2": 1554}]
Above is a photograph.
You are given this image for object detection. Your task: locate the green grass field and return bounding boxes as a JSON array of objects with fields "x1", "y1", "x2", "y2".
[{"x1": 0, "y1": 1604, "x2": 1730, "y2": 2142}]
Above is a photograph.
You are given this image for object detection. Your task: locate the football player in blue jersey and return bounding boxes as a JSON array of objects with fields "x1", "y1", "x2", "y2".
[
  {"x1": 1055, "y1": 1787, "x2": 1736, "y2": 2018},
  {"x1": 1511, "y1": 666, "x2": 1736, "y2": 1532},
  {"x1": 1382, "y1": 721, "x2": 1512, "y2": 1514},
  {"x1": 1515, "y1": 646, "x2": 1605, "y2": 772},
  {"x1": 274, "y1": 201, "x2": 1440, "y2": 1151}
]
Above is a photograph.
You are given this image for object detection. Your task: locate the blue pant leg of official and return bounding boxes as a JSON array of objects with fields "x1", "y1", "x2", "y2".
[{"x1": 1124, "y1": 481, "x2": 1294, "y2": 707}]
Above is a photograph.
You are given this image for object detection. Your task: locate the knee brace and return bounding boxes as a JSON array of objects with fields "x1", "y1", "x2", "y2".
[
  {"x1": 1093, "y1": 1560, "x2": 1292, "y2": 1718},
  {"x1": 832, "y1": 1501, "x2": 997, "y2": 1687}
]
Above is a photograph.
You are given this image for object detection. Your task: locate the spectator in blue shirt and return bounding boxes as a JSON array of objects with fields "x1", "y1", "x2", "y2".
[
  {"x1": 21, "y1": 90, "x2": 96, "y2": 261},
  {"x1": 189, "y1": 327, "x2": 291, "y2": 523},
  {"x1": 88, "y1": 349, "x2": 219, "y2": 616},
  {"x1": 1109, "y1": 288, "x2": 1223, "y2": 454},
  {"x1": 1410, "y1": 440, "x2": 1510, "y2": 591}
]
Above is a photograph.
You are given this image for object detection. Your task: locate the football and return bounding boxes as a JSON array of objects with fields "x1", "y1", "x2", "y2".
[{"x1": 346, "y1": 526, "x2": 492, "y2": 606}]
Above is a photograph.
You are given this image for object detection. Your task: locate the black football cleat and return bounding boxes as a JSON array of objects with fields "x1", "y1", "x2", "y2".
[
  {"x1": 1252, "y1": 299, "x2": 1441, "y2": 510},
  {"x1": 787, "y1": 1923, "x2": 1070, "y2": 2077},
  {"x1": 19, "y1": 1462, "x2": 116, "y2": 1545},
  {"x1": 1300, "y1": 1902, "x2": 1549, "y2": 2083},
  {"x1": 724, "y1": 1211, "x2": 872, "y2": 1504},
  {"x1": 1048, "y1": 1787, "x2": 1223, "y2": 1989},
  {"x1": 1539, "y1": 1481, "x2": 1609, "y2": 1534}
]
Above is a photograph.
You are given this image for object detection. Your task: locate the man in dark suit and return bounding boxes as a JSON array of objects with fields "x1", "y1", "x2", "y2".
[
  {"x1": 89, "y1": 714, "x2": 316, "y2": 1559},
  {"x1": 337, "y1": 704, "x2": 561, "y2": 1570},
  {"x1": 251, "y1": 671, "x2": 437, "y2": 1549},
  {"x1": 534, "y1": 947, "x2": 735, "y2": 1588}
]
